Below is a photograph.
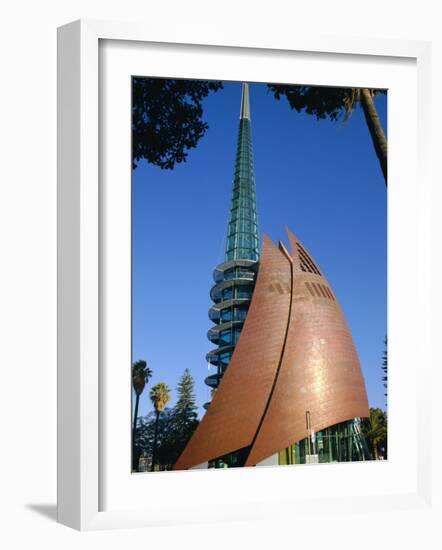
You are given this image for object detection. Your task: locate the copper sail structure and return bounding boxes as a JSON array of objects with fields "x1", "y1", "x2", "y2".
[{"x1": 174, "y1": 84, "x2": 369, "y2": 470}]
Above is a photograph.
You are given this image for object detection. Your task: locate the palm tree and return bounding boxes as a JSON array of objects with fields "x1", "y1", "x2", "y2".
[
  {"x1": 361, "y1": 408, "x2": 387, "y2": 460},
  {"x1": 132, "y1": 360, "x2": 152, "y2": 471},
  {"x1": 268, "y1": 85, "x2": 388, "y2": 185},
  {"x1": 150, "y1": 382, "x2": 171, "y2": 471},
  {"x1": 341, "y1": 88, "x2": 387, "y2": 183}
]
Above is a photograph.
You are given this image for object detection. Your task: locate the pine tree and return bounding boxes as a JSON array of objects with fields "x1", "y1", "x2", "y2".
[
  {"x1": 382, "y1": 336, "x2": 388, "y2": 408},
  {"x1": 175, "y1": 368, "x2": 198, "y2": 425},
  {"x1": 170, "y1": 369, "x2": 199, "y2": 465}
]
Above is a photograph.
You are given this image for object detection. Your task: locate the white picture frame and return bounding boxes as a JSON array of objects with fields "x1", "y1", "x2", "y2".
[{"x1": 57, "y1": 19, "x2": 434, "y2": 531}]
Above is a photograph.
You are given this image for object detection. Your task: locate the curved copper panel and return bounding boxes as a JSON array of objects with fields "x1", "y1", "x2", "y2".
[
  {"x1": 174, "y1": 236, "x2": 292, "y2": 470},
  {"x1": 245, "y1": 229, "x2": 369, "y2": 466}
]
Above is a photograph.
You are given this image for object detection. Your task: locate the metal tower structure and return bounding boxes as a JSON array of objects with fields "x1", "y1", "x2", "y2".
[{"x1": 205, "y1": 83, "x2": 260, "y2": 411}]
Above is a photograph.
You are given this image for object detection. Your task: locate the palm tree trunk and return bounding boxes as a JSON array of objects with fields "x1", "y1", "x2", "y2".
[
  {"x1": 360, "y1": 88, "x2": 388, "y2": 186},
  {"x1": 373, "y1": 441, "x2": 379, "y2": 460},
  {"x1": 132, "y1": 393, "x2": 140, "y2": 471},
  {"x1": 151, "y1": 410, "x2": 160, "y2": 471}
]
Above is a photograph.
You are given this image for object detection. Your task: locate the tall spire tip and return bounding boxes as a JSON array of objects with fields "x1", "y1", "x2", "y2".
[{"x1": 240, "y1": 82, "x2": 251, "y2": 120}]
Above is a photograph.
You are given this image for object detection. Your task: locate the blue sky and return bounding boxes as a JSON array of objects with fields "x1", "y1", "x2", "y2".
[{"x1": 132, "y1": 81, "x2": 387, "y2": 419}]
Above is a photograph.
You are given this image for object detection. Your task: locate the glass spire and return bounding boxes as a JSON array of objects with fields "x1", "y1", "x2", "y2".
[
  {"x1": 225, "y1": 83, "x2": 259, "y2": 262},
  {"x1": 204, "y1": 83, "x2": 260, "y2": 414}
]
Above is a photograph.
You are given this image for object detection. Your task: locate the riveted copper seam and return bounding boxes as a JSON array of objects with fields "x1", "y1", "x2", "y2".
[{"x1": 174, "y1": 228, "x2": 369, "y2": 470}]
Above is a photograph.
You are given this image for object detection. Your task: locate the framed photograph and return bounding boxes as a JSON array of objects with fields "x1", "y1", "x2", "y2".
[{"x1": 57, "y1": 19, "x2": 433, "y2": 530}]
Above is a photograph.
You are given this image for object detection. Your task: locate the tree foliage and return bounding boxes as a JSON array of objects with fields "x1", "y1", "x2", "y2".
[
  {"x1": 136, "y1": 409, "x2": 176, "y2": 470},
  {"x1": 361, "y1": 407, "x2": 388, "y2": 460},
  {"x1": 132, "y1": 78, "x2": 223, "y2": 170},
  {"x1": 170, "y1": 368, "x2": 199, "y2": 463},
  {"x1": 134, "y1": 370, "x2": 199, "y2": 470},
  {"x1": 174, "y1": 368, "x2": 198, "y2": 425},
  {"x1": 268, "y1": 84, "x2": 385, "y2": 121},
  {"x1": 132, "y1": 360, "x2": 152, "y2": 396},
  {"x1": 149, "y1": 382, "x2": 171, "y2": 413}
]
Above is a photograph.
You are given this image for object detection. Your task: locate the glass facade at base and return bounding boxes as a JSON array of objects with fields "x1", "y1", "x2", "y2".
[
  {"x1": 208, "y1": 446, "x2": 250, "y2": 469},
  {"x1": 278, "y1": 419, "x2": 371, "y2": 465}
]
